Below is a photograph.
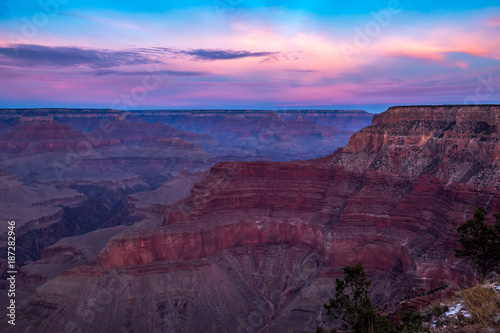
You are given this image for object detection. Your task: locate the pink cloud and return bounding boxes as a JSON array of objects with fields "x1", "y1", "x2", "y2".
[
  {"x1": 2, "y1": 8, "x2": 500, "y2": 109},
  {"x1": 486, "y1": 17, "x2": 500, "y2": 27}
]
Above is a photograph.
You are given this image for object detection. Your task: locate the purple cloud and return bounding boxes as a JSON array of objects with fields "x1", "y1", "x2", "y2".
[
  {"x1": 183, "y1": 49, "x2": 279, "y2": 61},
  {"x1": 94, "y1": 69, "x2": 210, "y2": 76},
  {"x1": 141, "y1": 47, "x2": 280, "y2": 61},
  {"x1": 0, "y1": 44, "x2": 159, "y2": 68}
]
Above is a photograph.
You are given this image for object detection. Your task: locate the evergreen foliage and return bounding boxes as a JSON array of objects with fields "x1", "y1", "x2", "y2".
[
  {"x1": 317, "y1": 262, "x2": 394, "y2": 333},
  {"x1": 455, "y1": 207, "x2": 500, "y2": 281}
]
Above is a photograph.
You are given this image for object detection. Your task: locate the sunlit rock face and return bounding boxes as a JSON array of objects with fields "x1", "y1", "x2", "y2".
[{"x1": 5, "y1": 105, "x2": 500, "y2": 333}]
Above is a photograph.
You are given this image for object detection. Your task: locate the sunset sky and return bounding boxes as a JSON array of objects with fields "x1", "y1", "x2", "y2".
[{"x1": 0, "y1": 0, "x2": 499, "y2": 112}]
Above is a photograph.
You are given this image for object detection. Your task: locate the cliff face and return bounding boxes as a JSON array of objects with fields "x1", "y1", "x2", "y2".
[{"x1": 8, "y1": 105, "x2": 500, "y2": 333}]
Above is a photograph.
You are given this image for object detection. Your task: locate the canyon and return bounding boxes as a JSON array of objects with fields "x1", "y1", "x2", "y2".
[
  {"x1": 1, "y1": 105, "x2": 499, "y2": 332},
  {"x1": 0, "y1": 109, "x2": 371, "y2": 266},
  {"x1": 0, "y1": 108, "x2": 371, "y2": 332}
]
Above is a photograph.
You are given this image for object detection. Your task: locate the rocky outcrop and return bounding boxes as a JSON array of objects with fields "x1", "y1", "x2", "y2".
[
  {"x1": 127, "y1": 169, "x2": 209, "y2": 212},
  {"x1": 19, "y1": 225, "x2": 129, "y2": 284}
]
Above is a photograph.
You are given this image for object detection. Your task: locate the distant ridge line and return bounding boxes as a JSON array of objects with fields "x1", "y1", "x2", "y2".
[{"x1": 388, "y1": 104, "x2": 500, "y2": 108}]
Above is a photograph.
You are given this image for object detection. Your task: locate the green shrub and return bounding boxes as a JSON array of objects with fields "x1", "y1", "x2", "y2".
[
  {"x1": 317, "y1": 262, "x2": 394, "y2": 333},
  {"x1": 455, "y1": 207, "x2": 500, "y2": 282}
]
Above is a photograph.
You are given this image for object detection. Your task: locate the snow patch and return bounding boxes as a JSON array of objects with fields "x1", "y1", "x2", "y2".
[{"x1": 444, "y1": 303, "x2": 470, "y2": 318}]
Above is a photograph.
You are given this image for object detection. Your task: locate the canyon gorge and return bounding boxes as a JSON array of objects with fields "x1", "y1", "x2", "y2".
[{"x1": 1, "y1": 105, "x2": 499, "y2": 332}]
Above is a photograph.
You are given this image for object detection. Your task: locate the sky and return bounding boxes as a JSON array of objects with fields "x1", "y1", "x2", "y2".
[{"x1": 0, "y1": 0, "x2": 499, "y2": 113}]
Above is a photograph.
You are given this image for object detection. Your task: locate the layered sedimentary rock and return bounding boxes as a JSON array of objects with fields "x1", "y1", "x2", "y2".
[{"x1": 5, "y1": 105, "x2": 500, "y2": 333}]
